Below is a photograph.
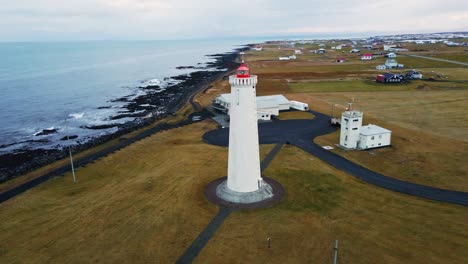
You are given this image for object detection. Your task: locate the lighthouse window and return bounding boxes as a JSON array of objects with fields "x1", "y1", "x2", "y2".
[
  {"x1": 353, "y1": 119, "x2": 359, "y2": 122},
  {"x1": 352, "y1": 128, "x2": 358, "y2": 130},
  {"x1": 371, "y1": 136, "x2": 375, "y2": 140}
]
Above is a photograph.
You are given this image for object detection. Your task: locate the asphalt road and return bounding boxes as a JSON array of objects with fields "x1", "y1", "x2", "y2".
[{"x1": 203, "y1": 110, "x2": 468, "y2": 207}]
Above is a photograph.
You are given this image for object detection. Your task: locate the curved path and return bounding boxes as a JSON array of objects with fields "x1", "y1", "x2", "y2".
[{"x1": 203, "y1": 110, "x2": 468, "y2": 207}]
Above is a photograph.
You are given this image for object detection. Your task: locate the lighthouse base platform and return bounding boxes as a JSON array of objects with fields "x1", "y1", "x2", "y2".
[{"x1": 205, "y1": 177, "x2": 284, "y2": 209}]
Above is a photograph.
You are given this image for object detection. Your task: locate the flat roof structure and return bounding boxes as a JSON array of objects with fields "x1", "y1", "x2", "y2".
[{"x1": 360, "y1": 124, "x2": 392, "y2": 136}]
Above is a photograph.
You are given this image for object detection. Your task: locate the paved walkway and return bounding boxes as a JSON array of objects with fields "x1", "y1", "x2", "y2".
[
  {"x1": 176, "y1": 207, "x2": 234, "y2": 264},
  {"x1": 203, "y1": 111, "x2": 468, "y2": 207},
  {"x1": 403, "y1": 54, "x2": 468, "y2": 66},
  {"x1": 177, "y1": 144, "x2": 285, "y2": 263}
]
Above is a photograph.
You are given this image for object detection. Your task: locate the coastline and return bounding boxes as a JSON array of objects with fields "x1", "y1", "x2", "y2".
[{"x1": 0, "y1": 46, "x2": 248, "y2": 184}]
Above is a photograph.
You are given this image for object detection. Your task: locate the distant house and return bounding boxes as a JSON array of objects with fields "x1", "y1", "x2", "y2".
[
  {"x1": 350, "y1": 49, "x2": 360, "y2": 53},
  {"x1": 336, "y1": 58, "x2": 346, "y2": 63},
  {"x1": 317, "y1": 48, "x2": 326, "y2": 54},
  {"x1": 376, "y1": 73, "x2": 404, "y2": 83},
  {"x1": 384, "y1": 58, "x2": 404, "y2": 69},
  {"x1": 386, "y1": 52, "x2": 397, "y2": 58},
  {"x1": 376, "y1": 65, "x2": 387, "y2": 70},
  {"x1": 288, "y1": 54, "x2": 297, "y2": 60},
  {"x1": 279, "y1": 56, "x2": 290, "y2": 61},
  {"x1": 406, "y1": 70, "x2": 423, "y2": 79},
  {"x1": 310, "y1": 50, "x2": 318, "y2": 54},
  {"x1": 252, "y1": 46, "x2": 263, "y2": 51},
  {"x1": 294, "y1": 49, "x2": 302, "y2": 54},
  {"x1": 361, "y1": 53, "x2": 373, "y2": 60},
  {"x1": 319, "y1": 44, "x2": 325, "y2": 47},
  {"x1": 384, "y1": 45, "x2": 397, "y2": 51}
]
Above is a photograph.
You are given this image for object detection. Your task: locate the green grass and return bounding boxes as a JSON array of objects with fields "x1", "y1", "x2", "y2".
[
  {"x1": 423, "y1": 53, "x2": 468, "y2": 63},
  {"x1": 398, "y1": 56, "x2": 466, "y2": 68}
]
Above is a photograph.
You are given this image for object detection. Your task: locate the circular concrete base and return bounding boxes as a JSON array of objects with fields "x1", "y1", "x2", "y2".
[{"x1": 205, "y1": 176, "x2": 285, "y2": 209}]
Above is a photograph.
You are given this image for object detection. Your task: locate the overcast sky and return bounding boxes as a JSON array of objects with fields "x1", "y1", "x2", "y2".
[{"x1": 1, "y1": 0, "x2": 467, "y2": 41}]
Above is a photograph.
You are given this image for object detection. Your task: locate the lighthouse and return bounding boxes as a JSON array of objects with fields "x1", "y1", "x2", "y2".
[
  {"x1": 227, "y1": 63, "x2": 262, "y2": 192},
  {"x1": 214, "y1": 63, "x2": 274, "y2": 204}
]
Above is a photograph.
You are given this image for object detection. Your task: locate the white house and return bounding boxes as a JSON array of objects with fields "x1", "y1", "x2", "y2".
[
  {"x1": 386, "y1": 52, "x2": 397, "y2": 58},
  {"x1": 335, "y1": 45, "x2": 342, "y2": 50},
  {"x1": 252, "y1": 47, "x2": 263, "y2": 51},
  {"x1": 384, "y1": 45, "x2": 397, "y2": 51},
  {"x1": 340, "y1": 107, "x2": 392, "y2": 150},
  {"x1": 279, "y1": 56, "x2": 291, "y2": 61},
  {"x1": 357, "y1": 124, "x2": 392, "y2": 150},
  {"x1": 376, "y1": 65, "x2": 387, "y2": 70},
  {"x1": 361, "y1": 53, "x2": 373, "y2": 60},
  {"x1": 317, "y1": 48, "x2": 326, "y2": 54},
  {"x1": 294, "y1": 49, "x2": 302, "y2": 54},
  {"x1": 289, "y1": 54, "x2": 297, "y2": 60},
  {"x1": 350, "y1": 49, "x2": 360, "y2": 53},
  {"x1": 385, "y1": 58, "x2": 404, "y2": 69}
]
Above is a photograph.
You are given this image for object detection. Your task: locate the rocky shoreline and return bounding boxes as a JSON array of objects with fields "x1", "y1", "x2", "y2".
[{"x1": 0, "y1": 47, "x2": 249, "y2": 183}]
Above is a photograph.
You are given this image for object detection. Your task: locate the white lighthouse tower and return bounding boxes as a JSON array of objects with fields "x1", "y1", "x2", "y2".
[
  {"x1": 215, "y1": 63, "x2": 273, "y2": 204},
  {"x1": 227, "y1": 63, "x2": 262, "y2": 192}
]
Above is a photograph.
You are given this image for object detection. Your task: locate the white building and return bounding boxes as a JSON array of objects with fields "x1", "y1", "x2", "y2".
[
  {"x1": 289, "y1": 100, "x2": 309, "y2": 111},
  {"x1": 385, "y1": 58, "x2": 404, "y2": 69},
  {"x1": 340, "y1": 108, "x2": 363, "y2": 149},
  {"x1": 279, "y1": 56, "x2": 290, "y2": 61},
  {"x1": 376, "y1": 65, "x2": 387, "y2": 70},
  {"x1": 294, "y1": 49, "x2": 302, "y2": 54},
  {"x1": 213, "y1": 94, "x2": 290, "y2": 121},
  {"x1": 387, "y1": 52, "x2": 397, "y2": 58},
  {"x1": 340, "y1": 106, "x2": 392, "y2": 150},
  {"x1": 227, "y1": 64, "x2": 263, "y2": 192},
  {"x1": 357, "y1": 124, "x2": 392, "y2": 149}
]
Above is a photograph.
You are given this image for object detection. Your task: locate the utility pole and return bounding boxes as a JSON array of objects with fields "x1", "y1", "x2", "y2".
[
  {"x1": 65, "y1": 115, "x2": 77, "y2": 183},
  {"x1": 333, "y1": 240, "x2": 339, "y2": 264}
]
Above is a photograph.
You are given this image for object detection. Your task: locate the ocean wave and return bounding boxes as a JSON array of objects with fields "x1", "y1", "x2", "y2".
[{"x1": 69, "y1": 112, "x2": 85, "y2": 119}]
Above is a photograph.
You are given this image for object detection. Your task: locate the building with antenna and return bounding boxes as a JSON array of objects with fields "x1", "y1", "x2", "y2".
[{"x1": 339, "y1": 103, "x2": 392, "y2": 150}]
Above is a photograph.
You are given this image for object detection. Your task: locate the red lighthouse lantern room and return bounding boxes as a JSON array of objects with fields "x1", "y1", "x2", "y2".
[{"x1": 236, "y1": 63, "x2": 250, "y2": 78}]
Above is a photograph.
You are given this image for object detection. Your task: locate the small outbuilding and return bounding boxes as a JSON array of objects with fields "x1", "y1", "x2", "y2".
[
  {"x1": 357, "y1": 124, "x2": 392, "y2": 150},
  {"x1": 317, "y1": 48, "x2": 326, "y2": 54},
  {"x1": 376, "y1": 65, "x2": 387, "y2": 70},
  {"x1": 406, "y1": 70, "x2": 423, "y2": 79},
  {"x1": 336, "y1": 57, "x2": 346, "y2": 63}
]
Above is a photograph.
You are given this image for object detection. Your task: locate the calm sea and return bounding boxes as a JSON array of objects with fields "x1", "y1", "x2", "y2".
[{"x1": 0, "y1": 39, "x2": 264, "y2": 154}]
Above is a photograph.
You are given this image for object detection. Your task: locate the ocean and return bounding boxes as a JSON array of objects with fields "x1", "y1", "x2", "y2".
[{"x1": 0, "y1": 39, "x2": 259, "y2": 155}]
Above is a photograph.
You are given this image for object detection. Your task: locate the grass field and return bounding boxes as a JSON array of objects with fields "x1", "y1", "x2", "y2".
[
  {"x1": 1, "y1": 122, "x2": 467, "y2": 264},
  {"x1": 195, "y1": 145, "x2": 468, "y2": 264}
]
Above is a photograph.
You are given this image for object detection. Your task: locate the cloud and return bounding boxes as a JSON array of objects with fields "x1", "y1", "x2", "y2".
[{"x1": 0, "y1": 0, "x2": 467, "y2": 41}]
